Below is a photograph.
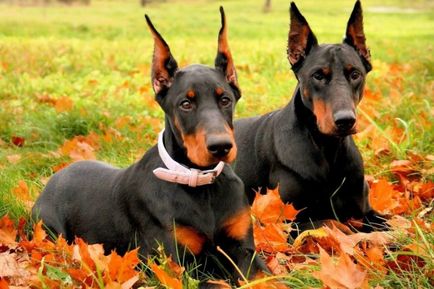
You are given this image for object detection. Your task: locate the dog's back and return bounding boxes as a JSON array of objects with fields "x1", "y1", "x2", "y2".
[{"x1": 33, "y1": 160, "x2": 133, "y2": 249}]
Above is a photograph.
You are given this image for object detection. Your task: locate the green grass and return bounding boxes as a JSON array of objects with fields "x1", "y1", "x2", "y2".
[{"x1": 0, "y1": 0, "x2": 433, "y2": 287}]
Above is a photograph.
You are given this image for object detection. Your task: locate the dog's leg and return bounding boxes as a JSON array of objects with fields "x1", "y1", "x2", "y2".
[{"x1": 217, "y1": 229, "x2": 269, "y2": 282}]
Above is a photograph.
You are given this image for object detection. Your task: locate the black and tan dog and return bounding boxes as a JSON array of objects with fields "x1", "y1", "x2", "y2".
[
  {"x1": 234, "y1": 1, "x2": 386, "y2": 233},
  {"x1": 33, "y1": 8, "x2": 266, "y2": 286}
]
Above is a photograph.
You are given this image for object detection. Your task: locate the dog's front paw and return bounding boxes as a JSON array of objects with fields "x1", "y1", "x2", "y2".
[
  {"x1": 362, "y1": 210, "x2": 389, "y2": 232},
  {"x1": 198, "y1": 280, "x2": 231, "y2": 289}
]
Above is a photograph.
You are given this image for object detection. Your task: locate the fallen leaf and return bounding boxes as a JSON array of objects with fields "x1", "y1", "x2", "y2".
[
  {"x1": 266, "y1": 252, "x2": 290, "y2": 275},
  {"x1": 204, "y1": 280, "x2": 231, "y2": 288},
  {"x1": 36, "y1": 94, "x2": 57, "y2": 105},
  {"x1": 6, "y1": 155, "x2": 21, "y2": 164},
  {"x1": 60, "y1": 136, "x2": 96, "y2": 161},
  {"x1": 386, "y1": 215, "x2": 412, "y2": 230},
  {"x1": 386, "y1": 251, "x2": 426, "y2": 274},
  {"x1": 252, "y1": 188, "x2": 299, "y2": 224},
  {"x1": 354, "y1": 243, "x2": 387, "y2": 275},
  {"x1": 73, "y1": 238, "x2": 99, "y2": 271},
  {"x1": 150, "y1": 263, "x2": 182, "y2": 289},
  {"x1": 32, "y1": 221, "x2": 47, "y2": 244},
  {"x1": 106, "y1": 249, "x2": 139, "y2": 284},
  {"x1": 411, "y1": 181, "x2": 434, "y2": 201},
  {"x1": 52, "y1": 162, "x2": 69, "y2": 173},
  {"x1": 0, "y1": 252, "x2": 31, "y2": 287},
  {"x1": 293, "y1": 225, "x2": 345, "y2": 255},
  {"x1": 0, "y1": 215, "x2": 17, "y2": 246},
  {"x1": 369, "y1": 179, "x2": 402, "y2": 215},
  {"x1": 12, "y1": 181, "x2": 31, "y2": 202},
  {"x1": 253, "y1": 223, "x2": 290, "y2": 253},
  {"x1": 121, "y1": 275, "x2": 139, "y2": 289},
  {"x1": 313, "y1": 246, "x2": 367, "y2": 289},
  {"x1": 54, "y1": 96, "x2": 74, "y2": 113},
  {"x1": 11, "y1": 136, "x2": 25, "y2": 147},
  {"x1": 165, "y1": 256, "x2": 184, "y2": 278},
  {"x1": 0, "y1": 278, "x2": 8, "y2": 289}
]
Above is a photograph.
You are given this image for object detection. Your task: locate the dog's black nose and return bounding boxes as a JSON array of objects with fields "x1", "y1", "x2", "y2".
[
  {"x1": 207, "y1": 135, "x2": 233, "y2": 157},
  {"x1": 333, "y1": 110, "x2": 356, "y2": 132}
]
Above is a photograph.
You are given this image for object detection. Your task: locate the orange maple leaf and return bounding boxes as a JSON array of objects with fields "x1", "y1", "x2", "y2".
[
  {"x1": 73, "y1": 237, "x2": 97, "y2": 271},
  {"x1": 411, "y1": 181, "x2": 434, "y2": 201},
  {"x1": 368, "y1": 179, "x2": 402, "y2": 214},
  {"x1": 106, "y1": 248, "x2": 140, "y2": 284},
  {"x1": 354, "y1": 243, "x2": 386, "y2": 275},
  {"x1": 54, "y1": 96, "x2": 74, "y2": 113},
  {"x1": 253, "y1": 223, "x2": 291, "y2": 253},
  {"x1": 150, "y1": 262, "x2": 183, "y2": 289},
  {"x1": 12, "y1": 180, "x2": 30, "y2": 200},
  {"x1": 252, "y1": 188, "x2": 297, "y2": 254},
  {"x1": 32, "y1": 221, "x2": 47, "y2": 243},
  {"x1": 266, "y1": 252, "x2": 291, "y2": 275},
  {"x1": 60, "y1": 136, "x2": 97, "y2": 161},
  {"x1": 0, "y1": 215, "x2": 17, "y2": 246},
  {"x1": 252, "y1": 188, "x2": 299, "y2": 224},
  {"x1": 313, "y1": 246, "x2": 367, "y2": 289},
  {"x1": 165, "y1": 256, "x2": 185, "y2": 278}
]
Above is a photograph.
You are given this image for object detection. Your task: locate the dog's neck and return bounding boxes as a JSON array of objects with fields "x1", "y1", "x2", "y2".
[
  {"x1": 162, "y1": 119, "x2": 192, "y2": 167},
  {"x1": 163, "y1": 118, "x2": 213, "y2": 170},
  {"x1": 154, "y1": 121, "x2": 225, "y2": 187}
]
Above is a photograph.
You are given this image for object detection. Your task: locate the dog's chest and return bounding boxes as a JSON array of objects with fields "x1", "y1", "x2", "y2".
[{"x1": 171, "y1": 187, "x2": 250, "y2": 255}]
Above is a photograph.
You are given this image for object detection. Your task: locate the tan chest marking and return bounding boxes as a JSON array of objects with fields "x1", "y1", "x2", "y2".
[
  {"x1": 222, "y1": 208, "x2": 252, "y2": 240},
  {"x1": 174, "y1": 225, "x2": 206, "y2": 255}
]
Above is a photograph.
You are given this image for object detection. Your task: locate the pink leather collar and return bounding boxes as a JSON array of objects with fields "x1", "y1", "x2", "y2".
[{"x1": 153, "y1": 130, "x2": 225, "y2": 187}]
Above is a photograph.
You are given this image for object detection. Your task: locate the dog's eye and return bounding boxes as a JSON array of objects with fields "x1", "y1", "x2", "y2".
[
  {"x1": 180, "y1": 100, "x2": 193, "y2": 111},
  {"x1": 312, "y1": 71, "x2": 325, "y2": 81},
  {"x1": 350, "y1": 70, "x2": 361, "y2": 80},
  {"x1": 219, "y1": 96, "x2": 232, "y2": 107}
]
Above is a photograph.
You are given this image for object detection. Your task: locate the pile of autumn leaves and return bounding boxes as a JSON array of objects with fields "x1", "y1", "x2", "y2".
[{"x1": 1, "y1": 157, "x2": 433, "y2": 289}]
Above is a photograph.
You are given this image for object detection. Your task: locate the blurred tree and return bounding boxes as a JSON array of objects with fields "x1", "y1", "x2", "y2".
[
  {"x1": 263, "y1": 0, "x2": 271, "y2": 13},
  {"x1": 140, "y1": 0, "x2": 166, "y2": 7}
]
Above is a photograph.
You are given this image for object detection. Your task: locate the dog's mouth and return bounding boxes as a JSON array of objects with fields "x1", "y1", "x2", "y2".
[
  {"x1": 187, "y1": 148, "x2": 237, "y2": 168},
  {"x1": 181, "y1": 129, "x2": 237, "y2": 168},
  {"x1": 316, "y1": 121, "x2": 358, "y2": 137},
  {"x1": 334, "y1": 125, "x2": 358, "y2": 136},
  {"x1": 213, "y1": 146, "x2": 237, "y2": 163}
]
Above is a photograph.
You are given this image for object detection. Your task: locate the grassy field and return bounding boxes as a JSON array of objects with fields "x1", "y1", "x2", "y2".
[{"x1": 0, "y1": 0, "x2": 433, "y2": 288}]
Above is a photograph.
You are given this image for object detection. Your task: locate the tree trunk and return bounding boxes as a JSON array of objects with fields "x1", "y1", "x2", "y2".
[{"x1": 263, "y1": 0, "x2": 271, "y2": 13}]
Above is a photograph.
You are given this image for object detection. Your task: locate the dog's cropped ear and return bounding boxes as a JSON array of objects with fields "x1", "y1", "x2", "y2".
[
  {"x1": 145, "y1": 15, "x2": 179, "y2": 96},
  {"x1": 344, "y1": 0, "x2": 372, "y2": 72},
  {"x1": 215, "y1": 7, "x2": 240, "y2": 98},
  {"x1": 287, "y1": 2, "x2": 318, "y2": 71}
]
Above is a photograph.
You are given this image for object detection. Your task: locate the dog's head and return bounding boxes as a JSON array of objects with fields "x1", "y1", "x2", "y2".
[
  {"x1": 288, "y1": 1, "x2": 371, "y2": 136},
  {"x1": 145, "y1": 7, "x2": 239, "y2": 168}
]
